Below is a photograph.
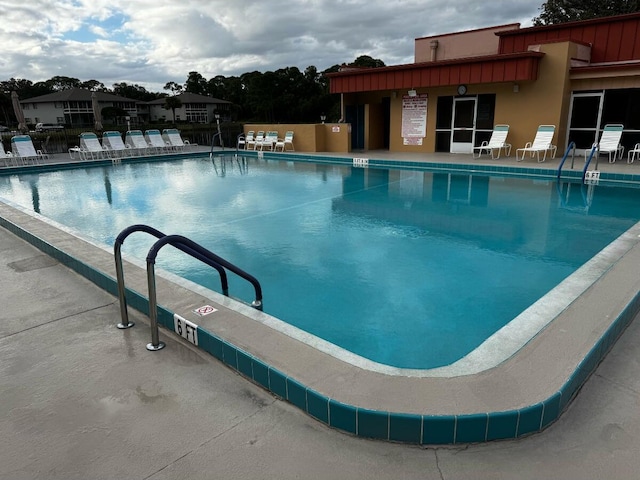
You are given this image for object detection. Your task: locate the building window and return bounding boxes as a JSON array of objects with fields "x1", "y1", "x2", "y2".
[
  {"x1": 567, "y1": 88, "x2": 640, "y2": 153},
  {"x1": 54, "y1": 102, "x2": 63, "y2": 108},
  {"x1": 56, "y1": 117, "x2": 64, "y2": 124},
  {"x1": 23, "y1": 104, "x2": 30, "y2": 110},
  {"x1": 186, "y1": 112, "x2": 208, "y2": 123},
  {"x1": 32, "y1": 103, "x2": 38, "y2": 109}
]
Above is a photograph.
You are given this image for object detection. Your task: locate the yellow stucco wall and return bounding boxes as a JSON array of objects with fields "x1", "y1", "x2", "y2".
[
  {"x1": 495, "y1": 41, "x2": 574, "y2": 156},
  {"x1": 243, "y1": 124, "x2": 350, "y2": 152}
]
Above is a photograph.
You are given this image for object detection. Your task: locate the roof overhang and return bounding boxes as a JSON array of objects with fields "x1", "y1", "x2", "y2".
[
  {"x1": 329, "y1": 52, "x2": 544, "y2": 94},
  {"x1": 570, "y1": 61, "x2": 640, "y2": 79}
]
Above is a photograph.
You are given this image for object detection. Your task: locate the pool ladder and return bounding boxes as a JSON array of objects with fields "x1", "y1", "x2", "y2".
[
  {"x1": 114, "y1": 224, "x2": 263, "y2": 351},
  {"x1": 557, "y1": 142, "x2": 598, "y2": 184}
]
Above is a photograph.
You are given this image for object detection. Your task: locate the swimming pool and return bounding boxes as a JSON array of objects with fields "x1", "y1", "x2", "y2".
[{"x1": 1, "y1": 156, "x2": 639, "y2": 370}]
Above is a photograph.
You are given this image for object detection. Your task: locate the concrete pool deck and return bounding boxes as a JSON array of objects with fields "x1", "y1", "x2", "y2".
[{"x1": 1, "y1": 148, "x2": 640, "y2": 477}]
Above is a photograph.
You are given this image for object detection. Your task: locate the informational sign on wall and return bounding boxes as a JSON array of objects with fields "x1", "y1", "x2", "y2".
[{"x1": 402, "y1": 94, "x2": 428, "y2": 145}]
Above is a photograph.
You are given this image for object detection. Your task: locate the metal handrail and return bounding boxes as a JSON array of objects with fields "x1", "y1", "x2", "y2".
[
  {"x1": 556, "y1": 142, "x2": 576, "y2": 179},
  {"x1": 583, "y1": 145, "x2": 598, "y2": 183},
  {"x1": 145, "y1": 234, "x2": 263, "y2": 351},
  {"x1": 556, "y1": 180, "x2": 590, "y2": 213},
  {"x1": 114, "y1": 224, "x2": 229, "y2": 330},
  {"x1": 209, "y1": 132, "x2": 224, "y2": 160}
]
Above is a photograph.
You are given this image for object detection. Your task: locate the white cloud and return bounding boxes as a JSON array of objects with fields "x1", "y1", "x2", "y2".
[{"x1": 0, "y1": 0, "x2": 540, "y2": 92}]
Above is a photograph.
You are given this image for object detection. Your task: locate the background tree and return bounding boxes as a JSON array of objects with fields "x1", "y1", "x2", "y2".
[
  {"x1": 351, "y1": 55, "x2": 386, "y2": 68},
  {"x1": 533, "y1": 0, "x2": 640, "y2": 25},
  {"x1": 46, "y1": 76, "x2": 81, "y2": 91},
  {"x1": 0, "y1": 54, "x2": 382, "y2": 123},
  {"x1": 163, "y1": 96, "x2": 183, "y2": 123},
  {"x1": 81, "y1": 79, "x2": 106, "y2": 91},
  {"x1": 0, "y1": 78, "x2": 52, "y2": 99},
  {"x1": 163, "y1": 81, "x2": 183, "y2": 96},
  {"x1": 184, "y1": 71, "x2": 208, "y2": 95},
  {"x1": 101, "y1": 106, "x2": 129, "y2": 125},
  {"x1": 112, "y1": 82, "x2": 156, "y2": 101}
]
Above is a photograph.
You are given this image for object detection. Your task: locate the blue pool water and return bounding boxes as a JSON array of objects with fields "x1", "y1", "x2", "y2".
[{"x1": 1, "y1": 156, "x2": 639, "y2": 369}]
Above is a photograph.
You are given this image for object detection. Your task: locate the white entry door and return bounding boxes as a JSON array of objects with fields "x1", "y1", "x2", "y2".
[{"x1": 451, "y1": 97, "x2": 477, "y2": 154}]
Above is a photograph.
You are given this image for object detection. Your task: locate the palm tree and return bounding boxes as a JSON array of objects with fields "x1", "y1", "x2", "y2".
[{"x1": 163, "y1": 96, "x2": 182, "y2": 123}]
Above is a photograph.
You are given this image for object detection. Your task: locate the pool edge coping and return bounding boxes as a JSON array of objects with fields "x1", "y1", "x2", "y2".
[{"x1": 1, "y1": 155, "x2": 640, "y2": 445}]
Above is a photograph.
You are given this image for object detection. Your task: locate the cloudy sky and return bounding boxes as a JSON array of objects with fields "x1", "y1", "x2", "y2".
[{"x1": 1, "y1": 0, "x2": 543, "y2": 92}]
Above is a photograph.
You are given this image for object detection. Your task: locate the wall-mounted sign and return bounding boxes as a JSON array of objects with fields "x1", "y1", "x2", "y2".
[{"x1": 402, "y1": 94, "x2": 428, "y2": 144}]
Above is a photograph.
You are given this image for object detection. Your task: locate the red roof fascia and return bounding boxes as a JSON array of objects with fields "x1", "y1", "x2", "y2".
[
  {"x1": 571, "y1": 60, "x2": 640, "y2": 74},
  {"x1": 328, "y1": 52, "x2": 544, "y2": 94}
]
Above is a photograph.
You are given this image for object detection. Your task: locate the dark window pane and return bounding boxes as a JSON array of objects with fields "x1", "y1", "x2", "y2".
[
  {"x1": 570, "y1": 96, "x2": 600, "y2": 128},
  {"x1": 476, "y1": 94, "x2": 496, "y2": 130},
  {"x1": 435, "y1": 131, "x2": 450, "y2": 152},
  {"x1": 453, "y1": 130, "x2": 473, "y2": 143},
  {"x1": 567, "y1": 130, "x2": 597, "y2": 149},
  {"x1": 436, "y1": 96, "x2": 453, "y2": 129},
  {"x1": 475, "y1": 131, "x2": 492, "y2": 147},
  {"x1": 453, "y1": 100, "x2": 474, "y2": 128},
  {"x1": 602, "y1": 89, "x2": 640, "y2": 129}
]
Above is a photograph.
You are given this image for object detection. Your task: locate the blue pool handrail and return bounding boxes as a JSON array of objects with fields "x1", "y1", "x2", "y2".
[
  {"x1": 145, "y1": 234, "x2": 263, "y2": 350},
  {"x1": 583, "y1": 145, "x2": 598, "y2": 183},
  {"x1": 114, "y1": 224, "x2": 229, "y2": 330},
  {"x1": 209, "y1": 132, "x2": 225, "y2": 160},
  {"x1": 556, "y1": 142, "x2": 576, "y2": 179}
]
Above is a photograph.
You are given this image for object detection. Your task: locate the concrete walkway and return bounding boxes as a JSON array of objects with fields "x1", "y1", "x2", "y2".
[{"x1": 1, "y1": 150, "x2": 639, "y2": 479}]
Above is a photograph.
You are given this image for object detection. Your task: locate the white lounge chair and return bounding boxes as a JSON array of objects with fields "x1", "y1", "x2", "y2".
[
  {"x1": 124, "y1": 130, "x2": 150, "y2": 156},
  {"x1": 103, "y1": 131, "x2": 133, "y2": 158},
  {"x1": 79, "y1": 132, "x2": 109, "y2": 160},
  {"x1": 628, "y1": 143, "x2": 640, "y2": 163},
  {"x1": 145, "y1": 129, "x2": 170, "y2": 153},
  {"x1": 473, "y1": 125, "x2": 510, "y2": 159},
  {"x1": 258, "y1": 131, "x2": 278, "y2": 151},
  {"x1": 11, "y1": 135, "x2": 47, "y2": 165},
  {"x1": 238, "y1": 130, "x2": 254, "y2": 150},
  {"x1": 250, "y1": 131, "x2": 264, "y2": 151},
  {"x1": 516, "y1": 125, "x2": 557, "y2": 162},
  {"x1": 275, "y1": 131, "x2": 295, "y2": 152},
  {"x1": 162, "y1": 128, "x2": 189, "y2": 151},
  {"x1": 586, "y1": 124, "x2": 624, "y2": 163},
  {"x1": 0, "y1": 147, "x2": 15, "y2": 167}
]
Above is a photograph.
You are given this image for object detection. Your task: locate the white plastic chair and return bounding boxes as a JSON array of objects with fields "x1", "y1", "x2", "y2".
[
  {"x1": 275, "y1": 131, "x2": 295, "y2": 152},
  {"x1": 473, "y1": 125, "x2": 510, "y2": 159},
  {"x1": 238, "y1": 130, "x2": 254, "y2": 150},
  {"x1": 0, "y1": 147, "x2": 15, "y2": 167},
  {"x1": 162, "y1": 128, "x2": 189, "y2": 151},
  {"x1": 11, "y1": 134, "x2": 48, "y2": 165},
  {"x1": 628, "y1": 143, "x2": 640, "y2": 164},
  {"x1": 258, "y1": 131, "x2": 278, "y2": 151},
  {"x1": 516, "y1": 125, "x2": 557, "y2": 162},
  {"x1": 102, "y1": 131, "x2": 133, "y2": 158},
  {"x1": 79, "y1": 132, "x2": 109, "y2": 160},
  {"x1": 145, "y1": 129, "x2": 170, "y2": 153},
  {"x1": 587, "y1": 124, "x2": 624, "y2": 164},
  {"x1": 124, "y1": 130, "x2": 150, "y2": 156}
]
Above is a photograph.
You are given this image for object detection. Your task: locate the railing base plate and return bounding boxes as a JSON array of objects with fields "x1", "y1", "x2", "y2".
[{"x1": 146, "y1": 342, "x2": 166, "y2": 351}]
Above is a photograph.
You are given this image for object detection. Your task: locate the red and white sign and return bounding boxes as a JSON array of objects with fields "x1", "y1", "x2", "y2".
[{"x1": 193, "y1": 305, "x2": 217, "y2": 316}]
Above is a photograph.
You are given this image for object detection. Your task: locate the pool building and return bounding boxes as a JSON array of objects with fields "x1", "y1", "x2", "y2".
[{"x1": 326, "y1": 12, "x2": 640, "y2": 158}]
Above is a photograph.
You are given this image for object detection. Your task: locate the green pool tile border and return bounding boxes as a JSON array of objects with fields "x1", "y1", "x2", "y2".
[
  {"x1": 5, "y1": 149, "x2": 640, "y2": 186},
  {"x1": 3, "y1": 155, "x2": 640, "y2": 445},
  {"x1": 243, "y1": 150, "x2": 640, "y2": 185}
]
